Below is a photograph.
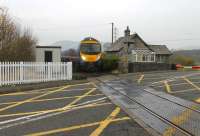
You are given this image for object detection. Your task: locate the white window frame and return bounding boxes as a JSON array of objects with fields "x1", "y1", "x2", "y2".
[{"x1": 130, "y1": 50, "x2": 155, "y2": 63}]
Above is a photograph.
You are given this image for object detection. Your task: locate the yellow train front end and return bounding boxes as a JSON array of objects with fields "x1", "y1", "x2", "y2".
[{"x1": 79, "y1": 37, "x2": 102, "y2": 71}]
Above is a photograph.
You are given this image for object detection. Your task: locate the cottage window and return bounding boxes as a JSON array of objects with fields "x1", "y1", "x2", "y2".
[
  {"x1": 142, "y1": 55, "x2": 146, "y2": 61},
  {"x1": 151, "y1": 55, "x2": 154, "y2": 61},
  {"x1": 142, "y1": 55, "x2": 149, "y2": 62},
  {"x1": 132, "y1": 50, "x2": 155, "y2": 62}
]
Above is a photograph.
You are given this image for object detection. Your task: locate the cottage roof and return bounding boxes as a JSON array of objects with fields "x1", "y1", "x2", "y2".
[
  {"x1": 106, "y1": 33, "x2": 152, "y2": 52},
  {"x1": 106, "y1": 34, "x2": 171, "y2": 55},
  {"x1": 106, "y1": 36, "x2": 127, "y2": 52},
  {"x1": 148, "y1": 45, "x2": 172, "y2": 55}
]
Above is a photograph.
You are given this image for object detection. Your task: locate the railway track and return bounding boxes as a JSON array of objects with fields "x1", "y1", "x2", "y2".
[
  {"x1": 96, "y1": 78, "x2": 200, "y2": 136},
  {"x1": 120, "y1": 79, "x2": 200, "y2": 114}
]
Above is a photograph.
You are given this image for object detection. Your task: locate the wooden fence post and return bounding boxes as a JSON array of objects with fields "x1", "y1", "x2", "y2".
[
  {"x1": 0, "y1": 62, "x2": 1, "y2": 86},
  {"x1": 20, "y1": 62, "x2": 24, "y2": 84},
  {"x1": 67, "y1": 62, "x2": 72, "y2": 80}
]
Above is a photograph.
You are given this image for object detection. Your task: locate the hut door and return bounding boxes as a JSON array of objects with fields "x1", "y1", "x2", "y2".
[{"x1": 45, "y1": 51, "x2": 53, "y2": 62}]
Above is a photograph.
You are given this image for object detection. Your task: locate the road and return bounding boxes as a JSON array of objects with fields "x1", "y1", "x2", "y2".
[
  {"x1": 0, "y1": 82, "x2": 150, "y2": 136},
  {"x1": 0, "y1": 70, "x2": 199, "y2": 136}
]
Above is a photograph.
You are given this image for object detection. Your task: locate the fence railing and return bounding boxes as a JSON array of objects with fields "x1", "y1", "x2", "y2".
[{"x1": 0, "y1": 62, "x2": 72, "y2": 86}]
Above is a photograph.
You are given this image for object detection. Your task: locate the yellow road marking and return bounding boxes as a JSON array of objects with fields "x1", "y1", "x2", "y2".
[
  {"x1": 0, "y1": 88, "x2": 97, "y2": 118},
  {"x1": 137, "y1": 75, "x2": 144, "y2": 84},
  {"x1": 0, "y1": 92, "x2": 44, "y2": 97},
  {"x1": 0, "y1": 110, "x2": 56, "y2": 118},
  {"x1": 0, "y1": 86, "x2": 66, "y2": 97},
  {"x1": 25, "y1": 82, "x2": 93, "y2": 94},
  {"x1": 0, "y1": 87, "x2": 94, "y2": 98},
  {"x1": 195, "y1": 98, "x2": 200, "y2": 103},
  {"x1": 183, "y1": 77, "x2": 200, "y2": 91},
  {"x1": 163, "y1": 105, "x2": 197, "y2": 136},
  {"x1": 0, "y1": 82, "x2": 94, "y2": 113},
  {"x1": 91, "y1": 82, "x2": 98, "y2": 88},
  {"x1": 0, "y1": 94, "x2": 103, "y2": 106},
  {"x1": 170, "y1": 88, "x2": 196, "y2": 94},
  {"x1": 62, "y1": 88, "x2": 96, "y2": 110},
  {"x1": 164, "y1": 81, "x2": 172, "y2": 93},
  {"x1": 0, "y1": 102, "x2": 112, "y2": 118},
  {"x1": 7, "y1": 87, "x2": 95, "y2": 99},
  {"x1": 0, "y1": 88, "x2": 61, "y2": 97},
  {"x1": 0, "y1": 82, "x2": 92, "y2": 97},
  {"x1": 25, "y1": 116, "x2": 130, "y2": 136},
  {"x1": 90, "y1": 107, "x2": 121, "y2": 136},
  {"x1": 0, "y1": 85, "x2": 71, "y2": 113}
]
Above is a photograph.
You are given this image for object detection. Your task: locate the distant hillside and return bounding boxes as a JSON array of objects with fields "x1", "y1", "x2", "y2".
[
  {"x1": 52, "y1": 40, "x2": 79, "y2": 51},
  {"x1": 172, "y1": 49, "x2": 200, "y2": 64}
]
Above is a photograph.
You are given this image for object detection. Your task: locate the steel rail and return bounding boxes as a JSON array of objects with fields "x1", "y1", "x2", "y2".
[{"x1": 120, "y1": 79, "x2": 200, "y2": 114}]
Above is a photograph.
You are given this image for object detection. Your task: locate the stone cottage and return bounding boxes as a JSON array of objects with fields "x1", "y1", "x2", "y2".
[{"x1": 106, "y1": 26, "x2": 172, "y2": 63}]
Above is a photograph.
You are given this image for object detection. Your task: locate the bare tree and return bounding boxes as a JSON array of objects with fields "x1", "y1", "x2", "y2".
[
  {"x1": 0, "y1": 8, "x2": 18, "y2": 49},
  {"x1": 0, "y1": 7, "x2": 37, "y2": 61}
]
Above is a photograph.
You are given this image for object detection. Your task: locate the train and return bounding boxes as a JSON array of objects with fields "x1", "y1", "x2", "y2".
[{"x1": 78, "y1": 37, "x2": 102, "y2": 71}]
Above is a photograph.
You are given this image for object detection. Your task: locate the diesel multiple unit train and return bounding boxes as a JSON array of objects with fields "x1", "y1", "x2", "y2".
[{"x1": 78, "y1": 37, "x2": 102, "y2": 71}]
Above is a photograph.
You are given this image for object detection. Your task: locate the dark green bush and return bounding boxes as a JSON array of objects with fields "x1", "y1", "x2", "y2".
[
  {"x1": 72, "y1": 73, "x2": 87, "y2": 80},
  {"x1": 101, "y1": 53, "x2": 119, "y2": 72}
]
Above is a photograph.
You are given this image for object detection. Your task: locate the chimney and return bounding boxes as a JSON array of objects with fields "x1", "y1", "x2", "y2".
[{"x1": 124, "y1": 26, "x2": 130, "y2": 37}]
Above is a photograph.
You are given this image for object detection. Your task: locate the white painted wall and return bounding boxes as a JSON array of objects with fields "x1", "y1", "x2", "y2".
[{"x1": 35, "y1": 47, "x2": 61, "y2": 62}]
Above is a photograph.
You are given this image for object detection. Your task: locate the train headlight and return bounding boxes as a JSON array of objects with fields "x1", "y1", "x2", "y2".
[
  {"x1": 96, "y1": 55, "x2": 101, "y2": 60},
  {"x1": 81, "y1": 56, "x2": 87, "y2": 61}
]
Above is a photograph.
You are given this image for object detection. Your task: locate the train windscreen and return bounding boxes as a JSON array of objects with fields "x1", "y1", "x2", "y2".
[{"x1": 80, "y1": 44, "x2": 101, "y2": 54}]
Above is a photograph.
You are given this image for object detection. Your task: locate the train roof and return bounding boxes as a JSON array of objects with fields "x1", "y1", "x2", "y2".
[
  {"x1": 80, "y1": 37, "x2": 100, "y2": 44},
  {"x1": 82, "y1": 37, "x2": 98, "y2": 41}
]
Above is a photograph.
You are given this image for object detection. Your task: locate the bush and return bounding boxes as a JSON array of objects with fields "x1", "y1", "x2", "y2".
[
  {"x1": 72, "y1": 73, "x2": 87, "y2": 80},
  {"x1": 170, "y1": 55, "x2": 195, "y2": 66},
  {"x1": 101, "y1": 53, "x2": 119, "y2": 72}
]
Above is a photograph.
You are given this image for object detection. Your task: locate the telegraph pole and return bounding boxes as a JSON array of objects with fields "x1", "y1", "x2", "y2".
[
  {"x1": 114, "y1": 27, "x2": 118, "y2": 42},
  {"x1": 111, "y1": 22, "x2": 114, "y2": 44}
]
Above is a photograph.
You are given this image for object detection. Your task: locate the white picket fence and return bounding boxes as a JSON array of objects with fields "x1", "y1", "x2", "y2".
[{"x1": 0, "y1": 62, "x2": 72, "y2": 86}]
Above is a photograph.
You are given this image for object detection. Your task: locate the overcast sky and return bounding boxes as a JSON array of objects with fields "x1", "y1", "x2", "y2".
[{"x1": 1, "y1": 0, "x2": 200, "y2": 49}]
